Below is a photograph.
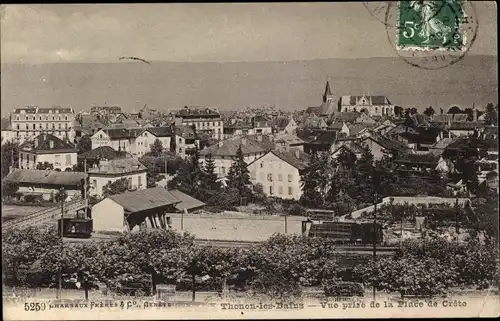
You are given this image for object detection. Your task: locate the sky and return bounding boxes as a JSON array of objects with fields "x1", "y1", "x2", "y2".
[{"x1": 1, "y1": 2, "x2": 497, "y2": 63}]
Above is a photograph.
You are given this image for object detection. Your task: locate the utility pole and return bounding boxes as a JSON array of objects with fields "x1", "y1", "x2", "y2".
[{"x1": 57, "y1": 187, "x2": 65, "y2": 299}]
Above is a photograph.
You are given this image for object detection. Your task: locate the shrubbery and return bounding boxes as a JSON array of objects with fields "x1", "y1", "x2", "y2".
[
  {"x1": 3, "y1": 228, "x2": 498, "y2": 298},
  {"x1": 323, "y1": 280, "x2": 364, "y2": 297}
]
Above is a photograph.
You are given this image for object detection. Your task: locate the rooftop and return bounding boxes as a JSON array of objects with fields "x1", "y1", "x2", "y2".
[
  {"x1": 3, "y1": 169, "x2": 87, "y2": 186},
  {"x1": 271, "y1": 149, "x2": 310, "y2": 170},
  {"x1": 20, "y1": 134, "x2": 76, "y2": 154},
  {"x1": 200, "y1": 136, "x2": 271, "y2": 157},
  {"x1": 175, "y1": 106, "x2": 220, "y2": 118},
  {"x1": 108, "y1": 187, "x2": 205, "y2": 213},
  {"x1": 88, "y1": 158, "x2": 147, "y2": 175},
  {"x1": 78, "y1": 146, "x2": 131, "y2": 161},
  {"x1": 13, "y1": 106, "x2": 73, "y2": 114},
  {"x1": 144, "y1": 126, "x2": 173, "y2": 137}
]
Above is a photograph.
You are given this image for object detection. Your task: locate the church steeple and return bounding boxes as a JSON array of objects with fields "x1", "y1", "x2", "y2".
[{"x1": 323, "y1": 77, "x2": 334, "y2": 103}]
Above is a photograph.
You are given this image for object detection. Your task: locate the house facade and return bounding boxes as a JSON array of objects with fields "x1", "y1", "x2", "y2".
[
  {"x1": 174, "y1": 126, "x2": 199, "y2": 158},
  {"x1": 19, "y1": 134, "x2": 77, "y2": 170},
  {"x1": 10, "y1": 106, "x2": 76, "y2": 143},
  {"x1": 134, "y1": 127, "x2": 172, "y2": 157},
  {"x1": 339, "y1": 95, "x2": 394, "y2": 117},
  {"x1": 247, "y1": 149, "x2": 309, "y2": 200},
  {"x1": 87, "y1": 158, "x2": 148, "y2": 197},
  {"x1": 90, "y1": 128, "x2": 143, "y2": 154},
  {"x1": 199, "y1": 137, "x2": 270, "y2": 179},
  {"x1": 174, "y1": 106, "x2": 223, "y2": 140},
  {"x1": 251, "y1": 115, "x2": 273, "y2": 135}
]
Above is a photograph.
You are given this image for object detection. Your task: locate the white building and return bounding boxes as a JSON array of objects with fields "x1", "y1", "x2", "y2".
[
  {"x1": 134, "y1": 127, "x2": 173, "y2": 157},
  {"x1": 199, "y1": 136, "x2": 272, "y2": 179},
  {"x1": 247, "y1": 148, "x2": 310, "y2": 200},
  {"x1": 174, "y1": 126, "x2": 199, "y2": 158},
  {"x1": 174, "y1": 106, "x2": 223, "y2": 140},
  {"x1": 90, "y1": 128, "x2": 143, "y2": 154},
  {"x1": 19, "y1": 134, "x2": 77, "y2": 171},
  {"x1": 10, "y1": 106, "x2": 76, "y2": 143},
  {"x1": 87, "y1": 158, "x2": 147, "y2": 197},
  {"x1": 339, "y1": 95, "x2": 394, "y2": 117}
]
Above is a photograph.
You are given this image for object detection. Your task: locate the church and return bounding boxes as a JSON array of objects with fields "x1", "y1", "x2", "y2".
[
  {"x1": 305, "y1": 80, "x2": 338, "y2": 117},
  {"x1": 338, "y1": 94, "x2": 394, "y2": 117}
]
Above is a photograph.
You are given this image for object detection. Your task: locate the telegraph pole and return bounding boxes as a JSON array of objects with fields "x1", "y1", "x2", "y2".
[{"x1": 57, "y1": 187, "x2": 65, "y2": 299}]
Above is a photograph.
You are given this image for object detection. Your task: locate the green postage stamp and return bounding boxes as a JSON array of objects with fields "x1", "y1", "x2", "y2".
[{"x1": 398, "y1": 0, "x2": 465, "y2": 51}]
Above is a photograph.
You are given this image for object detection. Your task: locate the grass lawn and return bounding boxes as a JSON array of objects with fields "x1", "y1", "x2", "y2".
[{"x1": 1, "y1": 204, "x2": 48, "y2": 222}]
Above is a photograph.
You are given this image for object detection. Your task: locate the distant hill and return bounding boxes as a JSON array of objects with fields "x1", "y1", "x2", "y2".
[{"x1": 1, "y1": 55, "x2": 497, "y2": 115}]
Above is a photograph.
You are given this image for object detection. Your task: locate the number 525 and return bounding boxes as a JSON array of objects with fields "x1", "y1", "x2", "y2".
[{"x1": 402, "y1": 21, "x2": 420, "y2": 38}]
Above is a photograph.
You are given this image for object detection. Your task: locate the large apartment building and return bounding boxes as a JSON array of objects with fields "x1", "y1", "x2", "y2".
[
  {"x1": 10, "y1": 106, "x2": 75, "y2": 143},
  {"x1": 174, "y1": 106, "x2": 223, "y2": 140}
]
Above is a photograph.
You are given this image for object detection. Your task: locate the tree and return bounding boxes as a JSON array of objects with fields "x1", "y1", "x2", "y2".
[
  {"x1": 227, "y1": 145, "x2": 252, "y2": 199},
  {"x1": 394, "y1": 106, "x2": 404, "y2": 118},
  {"x1": 36, "y1": 162, "x2": 54, "y2": 170},
  {"x1": 352, "y1": 146, "x2": 375, "y2": 204},
  {"x1": 201, "y1": 153, "x2": 220, "y2": 191},
  {"x1": 150, "y1": 139, "x2": 163, "y2": 157},
  {"x1": 447, "y1": 106, "x2": 463, "y2": 115},
  {"x1": 102, "y1": 178, "x2": 130, "y2": 198},
  {"x1": 76, "y1": 135, "x2": 92, "y2": 154},
  {"x1": 1, "y1": 141, "x2": 19, "y2": 180},
  {"x1": 484, "y1": 103, "x2": 498, "y2": 126},
  {"x1": 2, "y1": 181, "x2": 19, "y2": 199},
  {"x1": 423, "y1": 106, "x2": 435, "y2": 117},
  {"x1": 336, "y1": 148, "x2": 357, "y2": 169},
  {"x1": 300, "y1": 152, "x2": 324, "y2": 207}
]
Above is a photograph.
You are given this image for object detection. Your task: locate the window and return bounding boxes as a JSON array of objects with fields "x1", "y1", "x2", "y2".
[
  {"x1": 288, "y1": 174, "x2": 292, "y2": 182},
  {"x1": 178, "y1": 138, "x2": 182, "y2": 143},
  {"x1": 221, "y1": 166, "x2": 226, "y2": 175},
  {"x1": 25, "y1": 124, "x2": 29, "y2": 130},
  {"x1": 278, "y1": 174, "x2": 283, "y2": 181},
  {"x1": 179, "y1": 148, "x2": 182, "y2": 153},
  {"x1": 16, "y1": 124, "x2": 19, "y2": 130},
  {"x1": 267, "y1": 173, "x2": 273, "y2": 182},
  {"x1": 55, "y1": 154, "x2": 61, "y2": 165},
  {"x1": 278, "y1": 186, "x2": 283, "y2": 195},
  {"x1": 128, "y1": 178, "x2": 133, "y2": 189},
  {"x1": 65, "y1": 123, "x2": 68, "y2": 129},
  {"x1": 52, "y1": 124, "x2": 55, "y2": 129},
  {"x1": 65, "y1": 154, "x2": 71, "y2": 165},
  {"x1": 20, "y1": 153, "x2": 23, "y2": 162},
  {"x1": 138, "y1": 175, "x2": 142, "y2": 187},
  {"x1": 16, "y1": 116, "x2": 19, "y2": 120},
  {"x1": 288, "y1": 186, "x2": 293, "y2": 195},
  {"x1": 260, "y1": 162, "x2": 264, "y2": 168},
  {"x1": 65, "y1": 116, "x2": 68, "y2": 120},
  {"x1": 92, "y1": 180, "x2": 97, "y2": 188},
  {"x1": 58, "y1": 124, "x2": 61, "y2": 130},
  {"x1": 32, "y1": 124, "x2": 36, "y2": 130},
  {"x1": 39, "y1": 124, "x2": 43, "y2": 129},
  {"x1": 269, "y1": 185, "x2": 273, "y2": 195}
]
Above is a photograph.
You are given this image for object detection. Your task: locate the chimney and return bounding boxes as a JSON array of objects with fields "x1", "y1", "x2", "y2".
[{"x1": 49, "y1": 140, "x2": 54, "y2": 149}]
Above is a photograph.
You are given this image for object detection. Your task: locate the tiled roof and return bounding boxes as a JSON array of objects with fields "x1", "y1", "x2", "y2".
[
  {"x1": 88, "y1": 158, "x2": 147, "y2": 175},
  {"x1": 108, "y1": 187, "x2": 205, "y2": 213},
  {"x1": 274, "y1": 133, "x2": 305, "y2": 145},
  {"x1": 347, "y1": 124, "x2": 369, "y2": 136},
  {"x1": 175, "y1": 125, "x2": 196, "y2": 139},
  {"x1": 145, "y1": 126, "x2": 173, "y2": 137},
  {"x1": 363, "y1": 134, "x2": 408, "y2": 152},
  {"x1": 340, "y1": 96, "x2": 391, "y2": 106},
  {"x1": 200, "y1": 136, "x2": 271, "y2": 157},
  {"x1": 271, "y1": 149, "x2": 310, "y2": 170},
  {"x1": 273, "y1": 117, "x2": 291, "y2": 130},
  {"x1": 169, "y1": 189, "x2": 206, "y2": 211},
  {"x1": 328, "y1": 122, "x2": 346, "y2": 131},
  {"x1": 3, "y1": 169, "x2": 86, "y2": 186},
  {"x1": 96, "y1": 128, "x2": 143, "y2": 139},
  {"x1": 332, "y1": 140, "x2": 365, "y2": 155},
  {"x1": 175, "y1": 106, "x2": 220, "y2": 117},
  {"x1": 309, "y1": 131, "x2": 338, "y2": 145},
  {"x1": 224, "y1": 120, "x2": 253, "y2": 130},
  {"x1": 78, "y1": 146, "x2": 131, "y2": 161},
  {"x1": 331, "y1": 112, "x2": 361, "y2": 123},
  {"x1": 13, "y1": 106, "x2": 73, "y2": 114},
  {"x1": 20, "y1": 134, "x2": 76, "y2": 154}
]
